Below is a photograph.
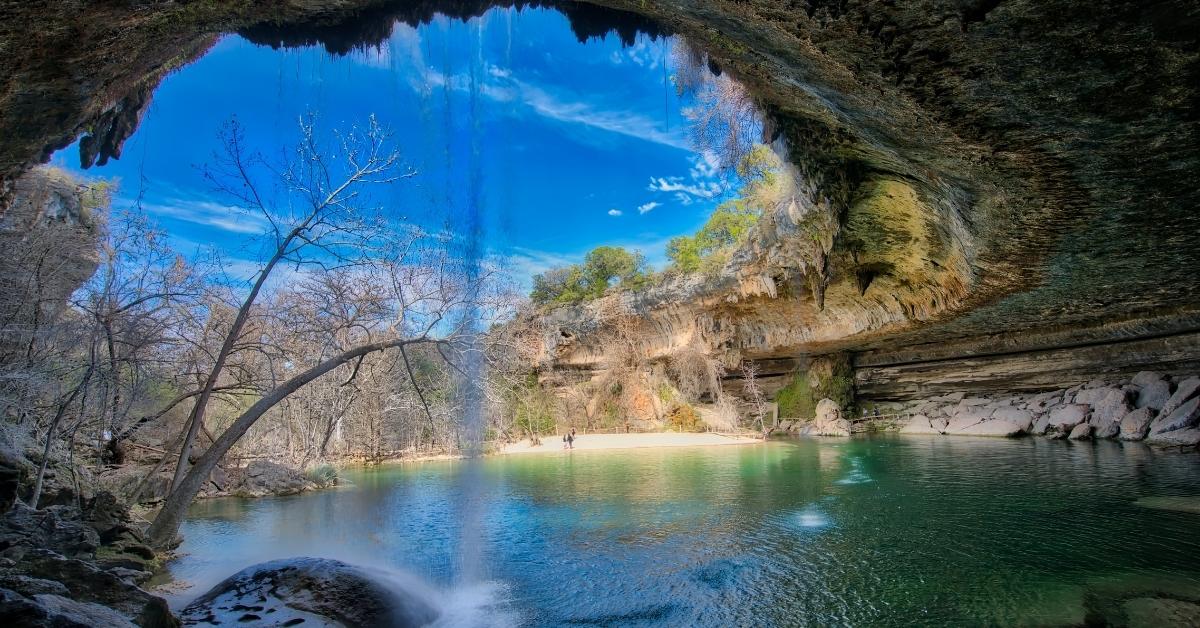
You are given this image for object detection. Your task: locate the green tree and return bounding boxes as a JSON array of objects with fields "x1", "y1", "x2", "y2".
[
  {"x1": 582, "y1": 246, "x2": 645, "y2": 296},
  {"x1": 667, "y1": 236, "x2": 702, "y2": 273},
  {"x1": 529, "y1": 246, "x2": 648, "y2": 305}
]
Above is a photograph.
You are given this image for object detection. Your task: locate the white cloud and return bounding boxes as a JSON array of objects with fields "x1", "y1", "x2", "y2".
[
  {"x1": 140, "y1": 199, "x2": 271, "y2": 235},
  {"x1": 500, "y1": 246, "x2": 582, "y2": 280},
  {"x1": 646, "y1": 152, "x2": 729, "y2": 206},
  {"x1": 410, "y1": 62, "x2": 691, "y2": 151},
  {"x1": 647, "y1": 176, "x2": 723, "y2": 200},
  {"x1": 637, "y1": 201, "x2": 661, "y2": 214},
  {"x1": 608, "y1": 209, "x2": 623, "y2": 216}
]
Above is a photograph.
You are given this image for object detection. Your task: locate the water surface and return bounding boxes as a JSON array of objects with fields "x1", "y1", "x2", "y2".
[{"x1": 163, "y1": 436, "x2": 1200, "y2": 626}]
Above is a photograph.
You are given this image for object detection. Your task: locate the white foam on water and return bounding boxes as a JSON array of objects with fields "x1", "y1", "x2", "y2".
[
  {"x1": 429, "y1": 580, "x2": 521, "y2": 628},
  {"x1": 792, "y1": 505, "x2": 831, "y2": 530}
]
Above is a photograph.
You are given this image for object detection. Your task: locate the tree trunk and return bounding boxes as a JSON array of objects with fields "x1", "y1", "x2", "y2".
[
  {"x1": 170, "y1": 250, "x2": 284, "y2": 492},
  {"x1": 30, "y1": 354, "x2": 96, "y2": 508},
  {"x1": 146, "y1": 336, "x2": 431, "y2": 549}
]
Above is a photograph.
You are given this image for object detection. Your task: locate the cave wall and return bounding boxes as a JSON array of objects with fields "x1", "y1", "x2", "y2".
[{"x1": 0, "y1": 0, "x2": 1197, "y2": 397}]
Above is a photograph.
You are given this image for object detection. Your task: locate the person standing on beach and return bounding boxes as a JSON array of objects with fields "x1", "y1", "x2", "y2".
[{"x1": 567, "y1": 432, "x2": 575, "y2": 449}]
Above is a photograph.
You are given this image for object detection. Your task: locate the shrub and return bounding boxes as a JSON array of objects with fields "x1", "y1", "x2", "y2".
[
  {"x1": 776, "y1": 372, "x2": 817, "y2": 419},
  {"x1": 304, "y1": 463, "x2": 338, "y2": 488},
  {"x1": 775, "y1": 355, "x2": 856, "y2": 419},
  {"x1": 666, "y1": 403, "x2": 703, "y2": 432}
]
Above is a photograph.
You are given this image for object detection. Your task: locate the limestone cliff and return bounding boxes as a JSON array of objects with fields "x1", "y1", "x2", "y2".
[{"x1": 0, "y1": 1, "x2": 1197, "y2": 401}]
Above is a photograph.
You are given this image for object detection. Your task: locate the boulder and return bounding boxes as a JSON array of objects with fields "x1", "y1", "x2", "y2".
[
  {"x1": 231, "y1": 461, "x2": 311, "y2": 497},
  {"x1": 12, "y1": 549, "x2": 176, "y2": 627},
  {"x1": 0, "y1": 587, "x2": 137, "y2": 627},
  {"x1": 806, "y1": 399, "x2": 850, "y2": 437},
  {"x1": 1075, "y1": 386, "x2": 1118, "y2": 407},
  {"x1": 1048, "y1": 404, "x2": 1090, "y2": 430},
  {"x1": 1135, "y1": 378, "x2": 1172, "y2": 411},
  {"x1": 957, "y1": 419, "x2": 1026, "y2": 437},
  {"x1": 208, "y1": 466, "x2": 230, "y2": 492},
  {"x1": 1068, "y1": 423, "x2": 1094, "y2": 440},
  {"x1": 1145, "y1": 428, "x2": 1200, "y2": 448},
  {"x1": 950, "y1": 406, "x2": 993, "y2": 423},
  {"x1": 991, "y1": 407, "x2": 1034, "y2": 432},
  {"x1": 181, "y1": 558, "x2": 439, "y2": 627},
  {"x1": 1148, "y1": 397, "x2": 1200, "y2": 436},
  {"x1": 1119, "y1": 408, "x2": 1156, "y2": 441},
  {"x1": 1027, "y1": 391, "x2": 1062, "y2": 412},
  {"x1": 960, "y1": 397, "x2": 992, "y2": 407},
  {"x1": 1031, "y1": 413, "x2": 1052, "y2": 436},
  {"x1": 1094, "y1": 419, "x2": 1120, "y2": 439},
  {"x1": 1159, "y1": 377, "x2": 1200, "y2": 417},
  {"x1": 899, "y1": 415, "x2": 944, "y2": 435},
  {"x1": 1092, "y1": 389, "x2": 1133, "y2": 425},
  {"x1": 944, "y1": 416, "x2": 985, "y2": 433},
  {"x1": 0, "y1": 504, "x2": 99, "y2": 562},
  {"x1": 1130, "y1": 371, "x2": 1166, "y2": 388}
]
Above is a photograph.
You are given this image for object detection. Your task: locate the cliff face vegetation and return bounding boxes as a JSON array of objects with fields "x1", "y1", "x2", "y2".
[{"x1": 0, "y1": 0, "x2": 1197, "y2": 402}]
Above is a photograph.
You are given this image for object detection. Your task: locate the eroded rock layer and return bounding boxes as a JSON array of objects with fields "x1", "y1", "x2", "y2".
[{"x1": 0, "y1": 1, "x2": 1197, "y2": 393}]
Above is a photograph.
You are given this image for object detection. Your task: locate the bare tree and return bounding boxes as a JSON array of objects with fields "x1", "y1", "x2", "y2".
[
  {"x1": 147, "y1": 244, "x2": 490, "y2": 548},
  {"x1": 741, "y1": 361, "x2": 768, "y2": 437},
  {"x1": 169, "y1": 114, "x2": 412, "y2": 492}
]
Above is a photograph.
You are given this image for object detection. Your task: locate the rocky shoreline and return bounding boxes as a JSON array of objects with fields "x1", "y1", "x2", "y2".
[
  {"x1": 0, "y1": 493, "x2": 176, "y2": 626},
  {"x1": 885, "y1": 371, "x2": 1200, "y2": 447},
  {"x1": 0, "y1": 441, "x2": 337, "y2": 626}
]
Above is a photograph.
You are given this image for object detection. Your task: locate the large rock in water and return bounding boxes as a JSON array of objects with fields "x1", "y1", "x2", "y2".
[
  {"x1": 181, "y1": 558, "x2": 439, "y2": 627},
  {"x1": 1148, "y1": 397, "x2": 1200, "y2": 437},
  {"x1": 803, "y1": 399, "x2": 850, "y2": 437},
  {"x1": 898, "y1": 415, "x2": 945, "y2": 435},
  {"x1": 1048, "y1": 404, "x2": 1090, "y2": 431},
  {"x1": 957, "y1": 419, "x2": 1027, "y2": 437},
  {"x1": 1120, "y1": 408, "x2": 1157, "y2": 441},
  {"x1": 230, "y1": 461, "x2": 312, "y2": 497},
  {"x1": 1136, "y1": 379, "x2": 1172, "y2": 411}
]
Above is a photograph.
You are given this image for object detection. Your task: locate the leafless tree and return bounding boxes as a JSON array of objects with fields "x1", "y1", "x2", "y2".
[
  {"x1": 741, "y1": 361, "x2": 768, "y2": 437},
  {"x1": 168, "y1": 114, "x2": 413, "y2": 492}
]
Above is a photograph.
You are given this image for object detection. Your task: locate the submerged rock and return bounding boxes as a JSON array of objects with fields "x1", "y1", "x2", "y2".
[{"x1": 181, "y1": 557, "x2": 439, "y2": 627}]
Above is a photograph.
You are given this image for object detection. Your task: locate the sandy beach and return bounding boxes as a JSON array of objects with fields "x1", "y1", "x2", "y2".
[{"x1": 498, "y1": 432, "x2": 760, "y2": 455}]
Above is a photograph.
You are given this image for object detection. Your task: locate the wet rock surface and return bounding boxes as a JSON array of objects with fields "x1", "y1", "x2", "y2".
[{"x1": 181, "y1": 557, "x2": 439, "y2": 627}]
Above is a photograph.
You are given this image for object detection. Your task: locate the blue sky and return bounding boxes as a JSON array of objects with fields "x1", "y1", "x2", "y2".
[{"x1": 50, "y1": 7, "x2": 734, "y2": 283}]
